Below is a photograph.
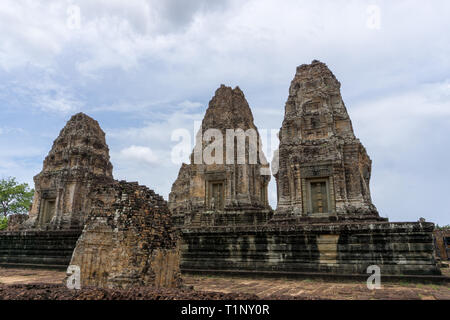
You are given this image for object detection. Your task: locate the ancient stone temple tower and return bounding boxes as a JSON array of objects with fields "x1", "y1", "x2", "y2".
[
  {"x1": 23, "y1": 113, "x2": 114, "y2": 230},
  {"x1": 4, "y1": 113, "x2": 183, "y2": 287},
  {"x1": 169, "y1": 85, "x2": 272, "y2": 226},
  {"x1": 274, "y1": 60, "x2": 380, "y2": 221},
  {"x1": 179, "y1": 62, "x2": 440, "y2": 276}
]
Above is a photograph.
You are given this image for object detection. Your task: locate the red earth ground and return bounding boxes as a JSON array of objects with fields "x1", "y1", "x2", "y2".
[{"x1": 0, "y1": 267, "x2": 449, "y2": 300}]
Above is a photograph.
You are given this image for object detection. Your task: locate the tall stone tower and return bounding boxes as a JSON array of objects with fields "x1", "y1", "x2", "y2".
[
  {"x1": 169, "y1": 85, "x2": 272, "y2": 227},
  {"x1": 274, "y1": 60, "x2": 381, "y2": 221},
  {"x1": 23, "y1": 113, "x2": 114, "y2": 230}
]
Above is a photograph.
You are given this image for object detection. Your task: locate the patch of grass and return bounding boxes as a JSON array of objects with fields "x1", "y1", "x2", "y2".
[
  {"x1": 421, "y1": 284, "x2": 442, "y2": 290},
  {"x1": 414, "y1": 283, "x2": 441, "y2": 290},
  {"x1": 395, "y1": 281, "x2": 415, "y2": 287}
]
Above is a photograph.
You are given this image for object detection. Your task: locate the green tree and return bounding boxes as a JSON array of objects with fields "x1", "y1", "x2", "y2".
[
  {"x1": 0, "y1": 216, "x2": 7, "y2": 230},
  {"x1": 0, "y1": 177, "x2": 34, "y2": 217}
]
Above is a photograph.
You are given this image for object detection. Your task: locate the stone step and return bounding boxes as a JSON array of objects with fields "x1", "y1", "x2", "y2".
[
  {"x1": 0, "y1": 255, "x2": 71, "y2": 266},
  {"x1": 0, "y1": 263, "x2": 68, "y2": 270},
  {"x1": 0, "y1": 250, "x2": 75, "y2": 256},
  {"x1": 0, "y1": 230, "x2": 80, "y2": 269}
]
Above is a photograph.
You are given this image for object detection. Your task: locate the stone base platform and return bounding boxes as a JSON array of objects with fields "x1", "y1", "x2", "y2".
[
  {"x1": 180, "y1": 221, "x2": 441, "y2": 276},
  {"x1": 0, "y1": 230, "x2": 81, "y2": 269},
  {"x1": 174, "y1": 209, "x2": 273, "y2": 228}
]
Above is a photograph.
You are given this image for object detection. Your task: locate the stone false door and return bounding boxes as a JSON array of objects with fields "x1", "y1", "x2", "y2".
[
  {"x1": 210, "y1": 181, "x2": 224, "y2": 210},
  {"x1": 38, "y1": 197, "x2": 57, "y2": 226},
  {"x1": 205, "y1": 171, "x2": 226, "y2": 211},
  {"x1": 310, "y1": 181, "x2": 329, "y2": 214}
]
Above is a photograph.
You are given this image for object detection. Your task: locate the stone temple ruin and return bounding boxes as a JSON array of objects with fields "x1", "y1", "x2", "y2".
[
  {"x1": 274, "y1": 61, "x2": 380, "y2": 221},
  {"x1": 169, "y1": 85, "x2": 272, "y2": 227},
  {"x1": 175, "y1": 61, "x2": 440, "y2": 276},
  {"x1": 23, "y1": 113, "x2": 114, "y2": 230},
  {"x1": 0, "y1": 61, "x2": 443, "y2": 288},
  {"x1": 70, "y1": 181, "x2": 181, "y2": 288},
  {"x1": 0, "y1": 113, "x2": 181, "y2": 288}
]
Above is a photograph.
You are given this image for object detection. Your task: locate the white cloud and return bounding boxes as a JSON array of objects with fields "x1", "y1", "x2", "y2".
[
  {"x1": 0, "y1": 127, "x2": 26, "y2": 136},
  {"x1": 119, "y1": 145, "x2": 159, "y2": 165},
  {"x1": 178, "y1": 100, "x2": 203, "y2": 110},
  {"x1": 35, "y1": 95, "x2": 80, "y2": 113},
  {"x1": 1, "y1": 75, "x2": 83, "y2": 114},
  {"x1": 1, "y1": 0, "x2": 446, "y2": 80},
  {"x1": 351, "y1": 80, "x2": 450, "y2": 150},
  {"x1": 0, "y1": 1, "x2": 69, "y2": 70},
  {"x1": 347, "y1": 80, "x2": 450, "y2": 223}
]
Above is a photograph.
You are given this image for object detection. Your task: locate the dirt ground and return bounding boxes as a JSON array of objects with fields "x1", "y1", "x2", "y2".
[{"x1": 0, "y1": 267, "x2": 449, "y2": 300}]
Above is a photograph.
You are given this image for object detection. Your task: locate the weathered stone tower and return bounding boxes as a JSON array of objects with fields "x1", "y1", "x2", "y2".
[
  {"x1": 70, "y1": 181, "x2": 182, "y2": 289},
  {"x1": 169, "y1": 85, "x2": 272, "y2": 227},
  {"x1": 2, "y1": 113, "x2": 183, "y2": 287},
  {"x1": 274, "y1": 60, "x2": 380, "y2": 221},
  {"x1": 23, "y1": 113, "x2": 114, "y2": 230},
  {"x1": 178, "y1": 62, "x2": 440, "y2": 276}
]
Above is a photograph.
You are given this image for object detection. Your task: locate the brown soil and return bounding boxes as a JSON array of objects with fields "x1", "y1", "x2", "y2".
[
  {"x1": 0, "y1": 283, "x2": 266, "y2": 300},
  {"x1": 0, "y1": 267, "x2": 449, "y2": 300}
]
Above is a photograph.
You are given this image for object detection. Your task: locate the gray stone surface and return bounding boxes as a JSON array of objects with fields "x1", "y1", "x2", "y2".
[
  {"x1": 22, "y1": 113, "x2": 114, "y2": 230},
  {"x1": 70, "y1": 181, "x2": 182, "y2": 289},
  {"x1": 274, "y1": 60, "x2": 380, "y2": 221},
  {"x1": 181, "y1": 221, "x2": 441, "y2": 275},
  {"x1": 169, "y1": 85, "x2": 272, "y2": 227}
]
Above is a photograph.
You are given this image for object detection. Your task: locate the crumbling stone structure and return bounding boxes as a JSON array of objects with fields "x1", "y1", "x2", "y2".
[
  {"x1": 0, "y1": 64, "x2": 442, "y2": 279},
  {"x1": 182, "y1": 221, "x2": 439, "y2": 275},
  {"x1": 23, "y1": 113, "x2": 114, "y2": 230},
  {"x1": 1, "y1": 113, "x2": 182, "y2": 288},
  {"x1": 177, "y1": 62, "x2": 441, "y2": 276},
  {"x1": 0, "y1": 230, "x2": 81, "y2": 268},
  {"x1": 434, "y1": 229, "x2": 450, "y2": 261},
  {"x1": 274, "y1": 60, "x2": 380, "y2": 221},
  {"x1": 70, "y1": 181, "x2": 182, "y2": 289},
  {"x1": 169, "y1": 85, "x2": 272, "y2": 227},
  {"x1": 6, "y1": 214, "x2": 28, "y2": 231}
]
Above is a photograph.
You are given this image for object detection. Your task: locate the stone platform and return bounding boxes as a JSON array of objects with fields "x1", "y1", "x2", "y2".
[
  {"x1": 0, "y1": 230, "x2": 81, "y2": 269},
  {"x1": 180, "y1": 221, "x2": 441, "y2": 276}
]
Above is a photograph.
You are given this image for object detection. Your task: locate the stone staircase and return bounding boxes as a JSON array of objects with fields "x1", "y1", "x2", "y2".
[
  {"x1": 0, "y1": 230, "x2": 81, "y2": 270},
  {"x1": 190, "y1": 213, "x2": 202, "y2": 227}
]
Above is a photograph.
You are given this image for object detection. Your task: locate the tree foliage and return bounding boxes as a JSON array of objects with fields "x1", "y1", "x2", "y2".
[
  {"x1": 0, "y1": 216, "x2": 7, "y2": 230},
  {"x1": 0, "y1": 177, "x2": 34, "y2": 217}
]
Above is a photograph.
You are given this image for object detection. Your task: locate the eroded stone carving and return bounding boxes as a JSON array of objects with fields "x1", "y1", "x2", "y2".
[
  {"x1": 70, "y1": 181, "x2": 182, "y2": 289},
  {"x1": 169, "y1": 85, "x2": 272, "y2": 227},
  {"x1": 23, "y1": 113, "x2": 114, "y2": 230},
  {"x1": 274, "y1": 60, "x2": 381, "y2": 221},
  {"x1": 15, "y1": 113, "x2": 182, "y2": 288}
]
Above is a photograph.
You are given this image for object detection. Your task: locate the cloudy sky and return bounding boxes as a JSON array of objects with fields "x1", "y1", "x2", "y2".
[{"x1": 0, "y1": 0, "x2": 449, "y2": 225}]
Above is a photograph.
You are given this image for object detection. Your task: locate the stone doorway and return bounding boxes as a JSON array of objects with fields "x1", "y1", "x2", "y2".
[
  {"x1": 208, "y1": 181, "x2": 224, "y2": 210},
  {"x1": 307, "y1": 179, "x2": 330, "y2": 214},
  {"x1": 39, "y1": 198, "x2": 56, "y2": 226}
]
